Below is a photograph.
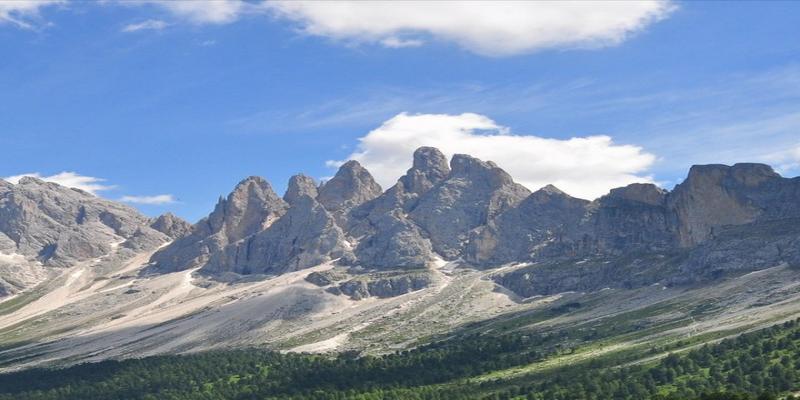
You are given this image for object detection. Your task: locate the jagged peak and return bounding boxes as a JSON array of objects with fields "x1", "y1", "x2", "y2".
[
  {"x1": 412, "y1": 147, "x2": 450, "y2": 173},
  {"x1": 16, "y1": 176, "x2": 45, "y2": 185},
  {"x1": 205, "y1": 175, "x2": 288, "y2": 239},
  {"x1": 150, "y1": 212, "x2": 192, "y2": 239},
  {"x1": 284, "y1": 174, "x2": 318, "y2": 204},
  {"x1": 396, "y1": 147, "x2": 451, "y2": 197},
  {"x1": 536, "y1": 184, "x2": 567, "y2": 196},
  {"x1": 232, "y1": 175, "x2": 273, "y2": 192},
  {"x1": 449, "y1": 153, "x2": 515, "y2": 188},
  {"x1": 318, "y1": 160, "x2": 382, "y2": 213},
  {"x1": 450, "y1": 153, "x2": 490, "y2": 175}
]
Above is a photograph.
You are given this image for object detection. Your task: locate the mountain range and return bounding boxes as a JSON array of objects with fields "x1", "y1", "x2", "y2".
[{"x1": 0, "y1": 147, "x2": 799, "y2": 370}]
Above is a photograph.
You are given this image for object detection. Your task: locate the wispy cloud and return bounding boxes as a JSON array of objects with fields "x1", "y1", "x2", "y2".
[
  {"x1": 122, "y1": 18, "x2": 168, "y2": 33},
  {"x1": 0, "y1": 0, "x2": 63, "y2": 29},
  {"x1": 119, "y1": 194, "x2": 177, "y2": 205},
  {"x1": 121, "y1": 0, "x2": 250, "y2": 25},
  {"x1": 380, "y1": 37, "x2": 424, "y2": 49},
  {"x1": 3, "y1": 172, "x2": 114, "y2": 195}
]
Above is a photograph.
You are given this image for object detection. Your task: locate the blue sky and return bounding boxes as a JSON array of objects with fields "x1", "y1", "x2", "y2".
[{"x1": 2, "y1": 1, "x2": 799, "y2": 222}]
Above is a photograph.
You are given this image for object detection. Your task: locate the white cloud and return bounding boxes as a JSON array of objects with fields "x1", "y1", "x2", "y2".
[
  {"x1": 122, "y1": 18, "x2": 168, "y2": 32},
  {"x1": 0, "y1": 0, "x2": 63, "y2": 29},
  {"x1": 266, "y1": 1, "x2": 675, "y2": 56},
  {"x1": 127, "y1": 0, "x2": 247, "y2": 25},
  {"x1": 3, "y1": 172, "x2": 114, "y2": 195},
  {"x1": 762, "y1": 144, "x2": 800, "y2": 176},
  {"x1": 119, "y1": 194, "x2": 177, "y2": 205},
  {"x1": 329, "y1": 113, "x2": 657, "y2": 200},
  {"x1": 380, "y1": 37, "x2": 424, "y2": 49}
]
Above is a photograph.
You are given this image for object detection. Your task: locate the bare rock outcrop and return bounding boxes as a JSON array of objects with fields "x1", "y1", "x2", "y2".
[
  {"x1": 409, "y1": 154, "x2": 530, "y2": 259},
  {"x1": 149, "y1": 176, "x2": 287, "y2": 272},
  {"x1": 149, "y1": 212, "x2": 192, "y2": 239},
  {"x1": 0, "y1": 177, "x2": 168, "y2": 267},
  {"x1": 346, "y1": 147, "x2": 449, "y2": 269},
  {"x1": 666, "y1": 164, "x2": 780, "y2": 246},
  {"x1": 283, "y1": 174, "x2": 318, "y2": 205},
  {"x1": 317, "y1": 161, "x2": 382, "y2": 225},
  {"x1": 202, "y1": 192, "x2": 351, "y2": 275},
  {"x1": 465, "y1": 184, "x2": 588, "y2": 265}
]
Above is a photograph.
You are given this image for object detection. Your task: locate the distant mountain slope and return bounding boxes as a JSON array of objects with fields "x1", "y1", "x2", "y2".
[{"x1": 0, "y1": 177, "x2": 185, "y2": 296}]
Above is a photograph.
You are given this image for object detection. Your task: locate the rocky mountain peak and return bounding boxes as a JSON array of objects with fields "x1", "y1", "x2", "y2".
[
  {"x1": 398, "y1": 147, "x2": 451, "y2": 196},
  {"x1": 317, "y1": 160, "x2": 382, "y2": 221},
  {"x1": 683, "y1": 163, "x2": 777, "y2": 189},
  {"x1": 535, "y1": 184, "x2": 567, "y2": 197},
  {"x1": 449, "y1": 153, "x2": 515, "y2": 188},
  {"x1": 203, "y1": 190, "x2": 351, "y2": 276},
  {"x1": 283, "y1": 174, "x2": 318, "y2": 205},
  {"x1": 413, "y1": 146, "x2": 449, "y2": 171},
  {"x1": 16, "y1": 176, "x2": 45, "y2": 186},
  {"x1": 149, "y1": 213, "x2": 192, "y2": 239},
  {"x1": 410, "y1": 154, "x2": 530, "y2": 259},
  {"x1": 729, "y1": 163, "x2": 780, "y2": 186},
  {"x1": 0, "y1": 177, "x2": 168, "y2": 269},
  {"x1": 149, "y1": 177, "x2": 288, "y2": 272},
  {"x1": 607, "y1": 183, "x2": 666, "y2": 206},
  {"x1": 206, "y1": 176, "x2": 287, "y2": 242},
  {"x1": 667, "y1": 163, "x2": 775, "y2": 246}
]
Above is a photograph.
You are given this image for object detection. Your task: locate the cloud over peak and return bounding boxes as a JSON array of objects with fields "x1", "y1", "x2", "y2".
[
  {"x1": 330, "y1": 113, "x2": 657, "y2": 200},
  {"x1": 267, "y1": 1, "x2": 675, "y2": 56},
  {"x1": 3, "y1": 172, "x2": 114, "y2": 195}
]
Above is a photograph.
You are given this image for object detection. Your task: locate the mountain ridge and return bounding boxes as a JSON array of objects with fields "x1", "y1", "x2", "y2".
[{"x1": 0, "y1": 147, "x2": 799, "y2": 371}]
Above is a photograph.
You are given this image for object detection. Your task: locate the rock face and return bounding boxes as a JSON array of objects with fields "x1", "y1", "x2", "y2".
[
  {"x1": 465, "y1": 184, "x2": 588, "y2": 265},
  {"x1": 0, "y1": 177, "x2": 171, "y2": 295},
  {"x1": 317, "y1": 161, "x2": 382, "y2": 225},
  {"x1": 149, "y1": 213, "x2": 192, "y2": 239},
  {"x1": 491, "y1": 164, "x2": 800, "y2": 297},
  {"x1": 409, "y1": 154, "x2": 531, "y2": 259},
  {"x1": 283, "y1": 174, "x2": 319, "y2": 205},
  {"x1": 582, "y1": 183, "x2": 674, "y2": 255},
  {"x1": 0, "y1": 177, "x2": 168, "y2": 267},
  {"x1": 139, "y1": 148, "x2": 799, "y2": 300},
  {"x1": 149, "y1": 176, "x2": 287, "y2": 272},
  {"x1": 666, "y1": 164, "x2": 775, "y2": 246},
  {"x1": 396, "y1": 146, "x2": 451, "y2": 209},
  {"x1": 308, "y1": 270, "x2": 434, "y2": 300},
  {"x1": 202, "y1": 194, "x2": 350, "y2": 275},
  {"x1": 346, "y1": 147, "x2": 450, "y2": 270}
]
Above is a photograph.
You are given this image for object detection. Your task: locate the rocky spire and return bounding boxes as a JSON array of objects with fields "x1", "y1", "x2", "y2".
[
  {"x1": 149, "y1": 213, "x2": 193, "y2": 239},
  {"x1": 205, "y1": 176, "x2": 287, "y2": 241},
  {"x1": 283, "y1": 174, "x2": 318, "y2": 205},
  {"x1": 399, "y1": 146, "x2": 451, "y2": 197},
  {"x1": 409, "y1": 153, "x2": 531, "y2": 259},
  {"x1": 203, "y1": 194, "x2": 351, "y2": 276},
  {"x1": 149, "y1": 176, "x2": 288, "y2": 272},
  {"x1": 317, "y1": 160, "x2": 382, "y2": 224}
]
